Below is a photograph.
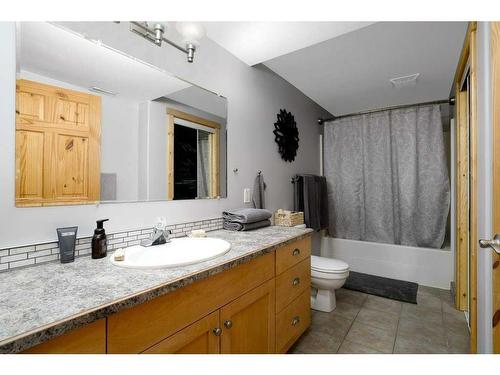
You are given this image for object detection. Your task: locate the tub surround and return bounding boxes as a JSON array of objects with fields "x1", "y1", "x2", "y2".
[
  {"x1": 321, "y1": 237, "x2": 453, "y2": 289},
  {"x1": 0, "y1": 226, "x2": 312, "y2": 353}
]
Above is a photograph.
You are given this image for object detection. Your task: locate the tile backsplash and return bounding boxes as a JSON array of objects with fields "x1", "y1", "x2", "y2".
[{"x1": 0, "y1": 217, "x2": 224, "y2": 273}]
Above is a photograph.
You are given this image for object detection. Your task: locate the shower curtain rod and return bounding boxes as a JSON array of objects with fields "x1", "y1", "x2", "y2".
[{"x1": 317, "y1": 97, "x2": 455, "y2": 125}]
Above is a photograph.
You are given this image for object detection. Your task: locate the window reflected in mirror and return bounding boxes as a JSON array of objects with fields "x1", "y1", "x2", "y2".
[{"x1": 172, "y1": 117, "x2": 219, "y2": 200}]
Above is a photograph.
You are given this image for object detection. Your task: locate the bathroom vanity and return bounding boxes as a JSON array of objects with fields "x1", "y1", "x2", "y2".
[{"x1": 0, "y1": 227, "x2": 312, "y2": 354}]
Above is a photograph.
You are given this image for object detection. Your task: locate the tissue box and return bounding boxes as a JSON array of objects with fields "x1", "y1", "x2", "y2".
[{"x1": 274, "y1": 209, "x2": 304, "y2": 227}]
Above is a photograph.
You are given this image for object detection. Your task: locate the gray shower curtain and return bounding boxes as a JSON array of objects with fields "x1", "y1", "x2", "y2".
[{"x1": 323, "y1": 105, "x2": 450, "y2": 249}]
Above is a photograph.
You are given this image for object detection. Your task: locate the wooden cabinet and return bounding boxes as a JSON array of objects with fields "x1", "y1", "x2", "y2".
[
  {"x1": 19, "y1": 236, "x2": 312, "y2": 354},
  {"x1": 276, "y1": 289, "x2": 311, "y2": 353},
  {"x1": 143, "y1": 311, "x2": 220, "y2": 354},
  {"x1": 15, "y1": 79, "x2": 101, "y2": 207},
  {"x1": 107, "y1": 253, "x2": 275, "y2": 354},
  {"x1": 22, "y1": 319, "x2": 106, "y2": 354},
  {"x1": 276, "y1": 258, "x2": 311, "y2": 312},
  {"x1": 220, "y1": 279, "x2": 275, "y2": 354},
  {"x1": 143, "y1": 279, "x2": 276, "y2": 354},
  {"x1": 274, "y1": 237, "x2": 312, "y2": 353},
  {"x1": 276, "y1": 236, "x2": 311, "y2": 275}
]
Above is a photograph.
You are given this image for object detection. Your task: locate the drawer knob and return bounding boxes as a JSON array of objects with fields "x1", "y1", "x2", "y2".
[
  {"x1": 224, "y1": 320, "x2": 233, "y2": 329},
  {"x1": 292, "y1": 277, "x2": 301, "y2": 286},
  {"x1": 213, "y1": 327, "x2": 222, "y2": 336},
  {"x1": 291, "y1": 316, "x2": 301, "y2": 326},
  {"x1": 292, "y1": 248, "x2": 301, "y2": 256}
]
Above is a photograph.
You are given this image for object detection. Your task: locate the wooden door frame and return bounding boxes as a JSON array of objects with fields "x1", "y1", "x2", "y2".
[
  {"x1": 491, "y1": 22, "x2": 500, "y2": 353},
  {"x1": 166, "y1": 108, "x2": 221, "y2": 200},
  {"x1": 454, "y1": 21, "x2": 478, "y2": 353}
]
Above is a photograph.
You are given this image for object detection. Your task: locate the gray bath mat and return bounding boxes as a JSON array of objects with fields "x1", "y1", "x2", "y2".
[{"x1": 344, "y1": 271, "x2": 418, "y2": 304}]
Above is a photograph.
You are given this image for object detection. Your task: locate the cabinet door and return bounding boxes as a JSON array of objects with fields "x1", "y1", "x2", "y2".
[
  {"x1": 220, "y1": 279, "x2": 276, "y2": 354},
  {"x1": 142, "y1": 311, "x2": 220, "y2": 354}
]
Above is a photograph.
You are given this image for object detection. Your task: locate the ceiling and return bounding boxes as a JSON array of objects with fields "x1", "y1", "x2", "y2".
[
  {"x1": 21, "y1": 22, "x2": 470, "y2": 118},
  {"x1": 164, "y1": 86, "x2": 227, "y2": 119},
  {"x1": 18, "y1": 22, "x2": 191, "y2": 102},
  {"x1": 202, "y1": 22, "x2": 374, "y2": 66},
  {"x1": 263, "y1": 22, "x2": 469, "y2": 116}
]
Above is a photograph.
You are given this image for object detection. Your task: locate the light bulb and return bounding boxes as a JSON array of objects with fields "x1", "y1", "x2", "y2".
[{"x1": 176, "y1": 22, "x2": 205, "y2": 46}]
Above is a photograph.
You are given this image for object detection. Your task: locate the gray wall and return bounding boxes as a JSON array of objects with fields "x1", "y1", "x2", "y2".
[
  {"x1": 0, "y1": 22, "x2": 330, "y2": 246},
  {"x1": 100, "y1": 97, "x2": 139, "y2": 201},
  {"x1": 149, "y1": 101, "x2": 168, "y2": 201}
]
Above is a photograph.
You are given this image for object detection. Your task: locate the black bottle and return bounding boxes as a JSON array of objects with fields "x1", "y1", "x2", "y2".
[{"x1": 92, "y1": 219, "x2": 109, "y2": 259}]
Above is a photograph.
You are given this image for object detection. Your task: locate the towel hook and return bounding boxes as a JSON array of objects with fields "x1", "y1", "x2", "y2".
[{"x1": 257, "y1": 170, "x2": 262, "y2": 175}]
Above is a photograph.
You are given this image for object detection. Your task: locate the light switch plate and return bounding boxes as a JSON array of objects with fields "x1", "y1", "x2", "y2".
[{"x1": 243, "y1": 188, "x2": 251, "y2": 203}]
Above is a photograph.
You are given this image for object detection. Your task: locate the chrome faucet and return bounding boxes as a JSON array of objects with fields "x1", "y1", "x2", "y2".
[{"x1": 141, "y1": 217, "x2": 171, "y2": 247}]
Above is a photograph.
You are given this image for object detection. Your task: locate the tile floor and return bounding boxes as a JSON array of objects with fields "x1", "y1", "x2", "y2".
[{"x1": 289, "y1": 286, "x2": 470, "y2": 354}]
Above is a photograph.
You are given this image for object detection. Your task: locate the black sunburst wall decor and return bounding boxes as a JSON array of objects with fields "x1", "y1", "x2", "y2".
[{"x1": 273, "y1": 109, "x2": 299, "y2": 162}]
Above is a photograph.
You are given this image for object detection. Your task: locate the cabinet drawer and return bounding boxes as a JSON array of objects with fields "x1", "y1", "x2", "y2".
[
  {"x1": 275, "y1": 237, "x2": 311, "y2": 275},
  {"x1": 276, "y1": 289, "x2": 311, "y2": 353},
  {"x1": 275, "y1": 257, "x2": 311, "y2": 312},
  {"x1": 107, "y1": 253, "x2": 275, "y2": 353}
]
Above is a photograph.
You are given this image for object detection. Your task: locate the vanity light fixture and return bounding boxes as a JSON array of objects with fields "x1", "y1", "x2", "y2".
[{"x1": 129, "y1": 21, "x2": 205, "y2": 63}]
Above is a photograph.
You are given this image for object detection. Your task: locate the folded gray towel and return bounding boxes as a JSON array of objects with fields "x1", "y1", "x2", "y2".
[
  {"x1": 222, "y1": 208, "x2": 272, "y2": 224},
  {"x1": 223, "y1": 219, "x2": 271, "y2": 231}
]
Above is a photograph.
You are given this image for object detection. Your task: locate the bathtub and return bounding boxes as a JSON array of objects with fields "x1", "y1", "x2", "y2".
[{"x1": 320, "y1": 236, "x2": 453, "y2": 289}]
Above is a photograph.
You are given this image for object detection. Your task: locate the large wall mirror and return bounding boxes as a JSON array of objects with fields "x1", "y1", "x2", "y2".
[{"x1": 15, "y1": 22, "x2": 227, "y2": 207}]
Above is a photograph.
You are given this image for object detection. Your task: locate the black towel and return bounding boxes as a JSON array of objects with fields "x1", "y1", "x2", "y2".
[{"x1": 294, "y1": 174, "x2": 329, "y2": 231}]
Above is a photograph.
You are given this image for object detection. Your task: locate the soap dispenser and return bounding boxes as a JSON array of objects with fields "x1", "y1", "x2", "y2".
[{"x1": 92, "y1": 219, "x2": 109, "y2": 259}]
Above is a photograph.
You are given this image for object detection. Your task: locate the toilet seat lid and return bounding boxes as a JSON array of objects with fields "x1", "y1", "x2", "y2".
[{"x1": 311, "y1": 255, "x2": 349, "y2": 273}]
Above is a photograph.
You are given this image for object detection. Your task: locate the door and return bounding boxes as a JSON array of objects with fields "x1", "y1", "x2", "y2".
[
  {"x1": 15, "y1": 79, "x2": 101, "y2": 206},
  {"x1": 220, "y1": 279, "x2": 276, "y2": 354},
  {"x1": 142, "y1": 311, "x2": 220, "y2": 354}
]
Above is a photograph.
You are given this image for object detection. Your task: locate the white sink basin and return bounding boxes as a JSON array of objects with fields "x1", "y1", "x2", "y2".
[{"x1": 110, "y1": 237, "x2": 231, "y2": 269}]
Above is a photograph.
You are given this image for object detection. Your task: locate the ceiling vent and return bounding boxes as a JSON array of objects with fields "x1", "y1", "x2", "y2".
[{"x1": 389, "y1": 73, "x2": 420, "y2": 88}]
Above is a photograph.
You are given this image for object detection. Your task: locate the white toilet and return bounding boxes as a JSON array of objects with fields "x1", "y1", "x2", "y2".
[{"x1": 310, "y1": 255, "x2": 350, "y2": 312}]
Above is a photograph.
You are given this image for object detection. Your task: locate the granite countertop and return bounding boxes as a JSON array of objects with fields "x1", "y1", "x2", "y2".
[{"x1": 0, "y1": 226, "x2": 312, "y2": 353}]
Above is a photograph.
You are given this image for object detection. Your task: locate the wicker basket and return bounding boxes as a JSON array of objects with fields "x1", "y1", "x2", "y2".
[{"x1": 274, "y1": 209, "x2": 304, "y2": 227}]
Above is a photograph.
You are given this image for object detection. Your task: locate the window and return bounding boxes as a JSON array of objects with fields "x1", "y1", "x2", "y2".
[{"x1": 167, "y1": 109, "x2": 220, "y2": 200}]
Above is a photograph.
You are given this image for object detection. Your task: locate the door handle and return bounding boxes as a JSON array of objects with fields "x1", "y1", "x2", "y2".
[
  {"x1": 479, "y1": 234, "x2": 500, "y2": 255},
  {"x1": 224, "y1": 320, "x2": 233, "y2": 329}
]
